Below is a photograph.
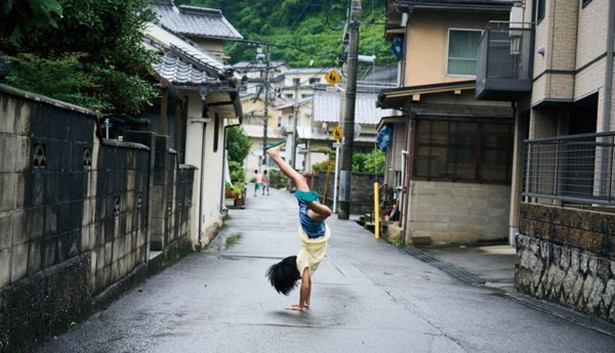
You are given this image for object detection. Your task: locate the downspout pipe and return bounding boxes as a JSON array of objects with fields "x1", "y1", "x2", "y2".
[
  {"x1": 197, "y1": 105, "x2": 208, "y2": 248},
  {"x1": 603, "y1": 0, "x2": 615, "y2": 133},
  {"x1": 598, "y1": 1, "x2": 615, "y2": 197},
  {"x1": 401, "y1": 110, "x2": 415, "y2": 240}
]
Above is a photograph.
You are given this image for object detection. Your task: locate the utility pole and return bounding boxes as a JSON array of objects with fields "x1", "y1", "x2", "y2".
[
  {"x1": 291, "y1": 79, "x2": 300, "y2": 169},
  {"x1": 262, "y1": 46, "x2": 270, "y2": 166},
  {"x1": 338, "y1": 0, "x2": 361, "y2": 219}
]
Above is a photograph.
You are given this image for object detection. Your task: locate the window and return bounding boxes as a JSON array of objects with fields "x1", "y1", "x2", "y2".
[
  {"x1": 533, "y1": 0, "x2": 545, "y2": 23},
  {"x1": 293, "y1": 78, "x2": 300, "y2": 87},
  {"x1": 447, "y1": 29, "x2": 482, "y2": 76},
  {"x1": 582, "y1": 0, "x2": 593, "y2": 8},
  {"x1": 414, "y1": 119, "x2": 513, "y2": 183},
  {"x1": 309, "y1": 77, "x2": 320, "y2": 84}
]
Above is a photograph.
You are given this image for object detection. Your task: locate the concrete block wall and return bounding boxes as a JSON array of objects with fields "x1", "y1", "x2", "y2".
[
  {"x1": 173, "y1": 166, "x2": 195, "y2": 254},
  {"x1": 151, "y1": 136, "x2": 173, "y2": 251},
  {"x1": 517, "y1": 203, "x2": 615, "y2": 323},
  {"x1": 0, "y1": 90, "x2": 96, "y2": 287},
  {"x1": 407, "y1": 181, "x2": 510, "y2": 245},
  {"x1": 0, "y1": 89, "x2": 98, "y2": 352},
  {"x1": 88, "y1": 139, "x2": 150, "y2": 295},
  {"x1": 313, "y1": 172, "x2": 384, "y2": 215},
  {"x1": 0, "y1": 85, "x2": 195, "y2": 352}
]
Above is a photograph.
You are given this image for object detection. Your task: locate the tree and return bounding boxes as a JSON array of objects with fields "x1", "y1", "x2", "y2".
[
  {"x1": 226, "y1": 126, "x2": 251, "y2": 183},
  {"x1": 0, "y1": 0, "x2": 63, "y2": 42},
  {"x1": 0, "y1": 0, "x2": 158, "y2": 114},
  {"x1": 352, "y1": 150, "x2": 385, "y2": 174},
  {"x1": 227, "y1": 126, "x2": 251, "y2": 163}
]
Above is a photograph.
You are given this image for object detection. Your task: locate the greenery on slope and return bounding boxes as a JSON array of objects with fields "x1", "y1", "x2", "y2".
[{"x1": 176, "y1": 0, "x2": 393, "y2": 67}]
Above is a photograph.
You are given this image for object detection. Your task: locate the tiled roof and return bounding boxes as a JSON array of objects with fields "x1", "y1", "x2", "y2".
[
  {"x1": 145, "y1": 23, "x2": 230, "y2": 85},
  {"x1": 153, "y1": 52, "x2": 213, "y2": 85},
  {"x1": 145, "y1": 23, "x2": 226, "y2": 70},
  {"x1": 152, "y1": 3, "x2": 243, "y2": 41},
  {"x1": 312, "y1": 88, "x2": 396, "y2": 125}
]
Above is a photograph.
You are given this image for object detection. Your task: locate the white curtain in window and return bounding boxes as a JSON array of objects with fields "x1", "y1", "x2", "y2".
[{"x1": 448, "y1": 30, "x2": 481, "y2": 76}]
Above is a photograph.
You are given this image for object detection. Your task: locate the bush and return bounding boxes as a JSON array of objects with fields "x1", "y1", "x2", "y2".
[
  {"x1": 229, "y1": 160, "x2": 245, "y2": 184},
  {"x1": 2, "y1": 53, "x2": 107, "y2": 110},
  {"x1": 353, "y1": 150, "x2": 385, "y2": 174},
  {"x1": 268, "y1": 169, "x2": 287, "y2": 189},
  {"x1": 312, "y1": 160, "x2": 330, "y2": 174},
  {"x1": 233, "y1": 181, "x2": 245, "y2": 195}
]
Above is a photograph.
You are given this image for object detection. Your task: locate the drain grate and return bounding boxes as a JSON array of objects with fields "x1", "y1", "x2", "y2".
[{"x1": 401, "y1": 247, "x2": 486, "y2": 286}]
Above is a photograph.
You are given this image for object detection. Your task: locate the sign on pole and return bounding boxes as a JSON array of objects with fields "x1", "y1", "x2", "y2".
[
  {"x1": 325, "y1": 69, "x2": 341, "y2": 86},
  {"x1": 332, "y1": 125, "x2": 343, "y2": 142}
]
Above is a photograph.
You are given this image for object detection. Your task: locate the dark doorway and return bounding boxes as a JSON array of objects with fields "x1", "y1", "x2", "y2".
[
  {"x1": 569, "y1": 93, "x2": 598, "y2": 135},
  {"x1": 562, "y1": 93, "x2": 598, "y2": 198}
]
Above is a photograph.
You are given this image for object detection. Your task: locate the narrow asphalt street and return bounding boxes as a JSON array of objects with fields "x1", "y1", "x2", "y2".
[{"x1": 37, "y1": 188, "x2": 615, "y2": 353}]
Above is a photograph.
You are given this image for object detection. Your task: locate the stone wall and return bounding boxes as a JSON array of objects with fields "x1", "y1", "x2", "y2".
[
  {"x1": 0, "y1": 85, "x2": 195, "y2": 352},
  {"x1": 517, "y1": 203, "x2": 615, "y2": 323}
]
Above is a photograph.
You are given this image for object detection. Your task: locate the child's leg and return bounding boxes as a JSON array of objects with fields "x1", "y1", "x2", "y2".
[
  {"x1": 267, "y1": 147, "x2": 309, "y2": 192},
  {"x1": 266, "y1": 144, "x2": 332, "y2": 220}
]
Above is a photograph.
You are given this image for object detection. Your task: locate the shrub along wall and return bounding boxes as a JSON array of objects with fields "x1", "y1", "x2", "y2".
[
  {"x1": 516, "y1": 203, "x2": 615, "y2": 323},
  {"x1": 0, "y1": 85, "x2": 194, "y2": 353}
]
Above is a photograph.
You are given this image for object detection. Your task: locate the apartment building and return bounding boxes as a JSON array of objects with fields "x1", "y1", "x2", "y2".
[{"x1": 476, "y1": 0, "x2": 615, "y2": 323}]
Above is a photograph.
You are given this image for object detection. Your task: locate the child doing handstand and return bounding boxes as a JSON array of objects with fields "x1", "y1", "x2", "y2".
[{"x1": 265, "y1": 140, "x2": 332, "y2": 311}]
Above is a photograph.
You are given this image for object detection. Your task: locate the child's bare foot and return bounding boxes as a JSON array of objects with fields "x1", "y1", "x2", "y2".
[{"x1": 265, "y1": 141, "x2": 285, "y2": 159}]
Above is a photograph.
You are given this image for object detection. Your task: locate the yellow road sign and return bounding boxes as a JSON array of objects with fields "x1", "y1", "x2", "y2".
[
  {"x1": 332, "y1": 125, "x2": 343, "y2": 142},
  {"x1": 325, "y1": 69, "x2": 341, "y2": 86}
]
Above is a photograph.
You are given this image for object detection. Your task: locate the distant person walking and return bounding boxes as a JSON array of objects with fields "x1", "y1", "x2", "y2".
[
  {"x1": 253, "y1": 170, "x2": 262, "y2": 197},
  {"x1": 262, "y1": 170, "x2": 270, "y2": 196}
]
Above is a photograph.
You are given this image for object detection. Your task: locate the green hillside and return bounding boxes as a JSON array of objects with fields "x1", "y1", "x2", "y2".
[{"x1": 176, "y1": 0, "x2": 393, "y2": 67}]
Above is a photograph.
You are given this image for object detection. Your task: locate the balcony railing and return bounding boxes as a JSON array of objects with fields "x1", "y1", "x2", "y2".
[
  {"x1": 476, "y1": 21, "x2": 534, "y2": 101},
  {"x1": 523, "y1": 132, "x2": 615, "y2": 205}
]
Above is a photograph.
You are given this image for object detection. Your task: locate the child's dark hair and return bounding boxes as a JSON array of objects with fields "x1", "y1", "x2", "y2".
[{"x1": 266, "y1": 256, "x2": 300, "y2": 295}]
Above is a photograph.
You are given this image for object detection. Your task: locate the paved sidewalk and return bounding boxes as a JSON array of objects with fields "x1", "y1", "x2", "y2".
[{"x1": 421, "y1": 243, "x2": 515, "y2": 291}]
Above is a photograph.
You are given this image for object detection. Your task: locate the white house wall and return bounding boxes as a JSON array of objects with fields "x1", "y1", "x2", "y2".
[
  {"x1": 183, "y1": 90, "x2": 225, "y2": 247},
  {"x1": 184, "y1": 90, "x2": 205, "y2": 246},
  {"x1": 201, "y1": 106, "x2": 225, "y2": 241}
]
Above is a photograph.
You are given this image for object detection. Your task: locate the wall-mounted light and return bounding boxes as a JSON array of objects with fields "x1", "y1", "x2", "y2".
[{"x1": 537, "y1": 45, "x2": 546, "y2": 56}]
